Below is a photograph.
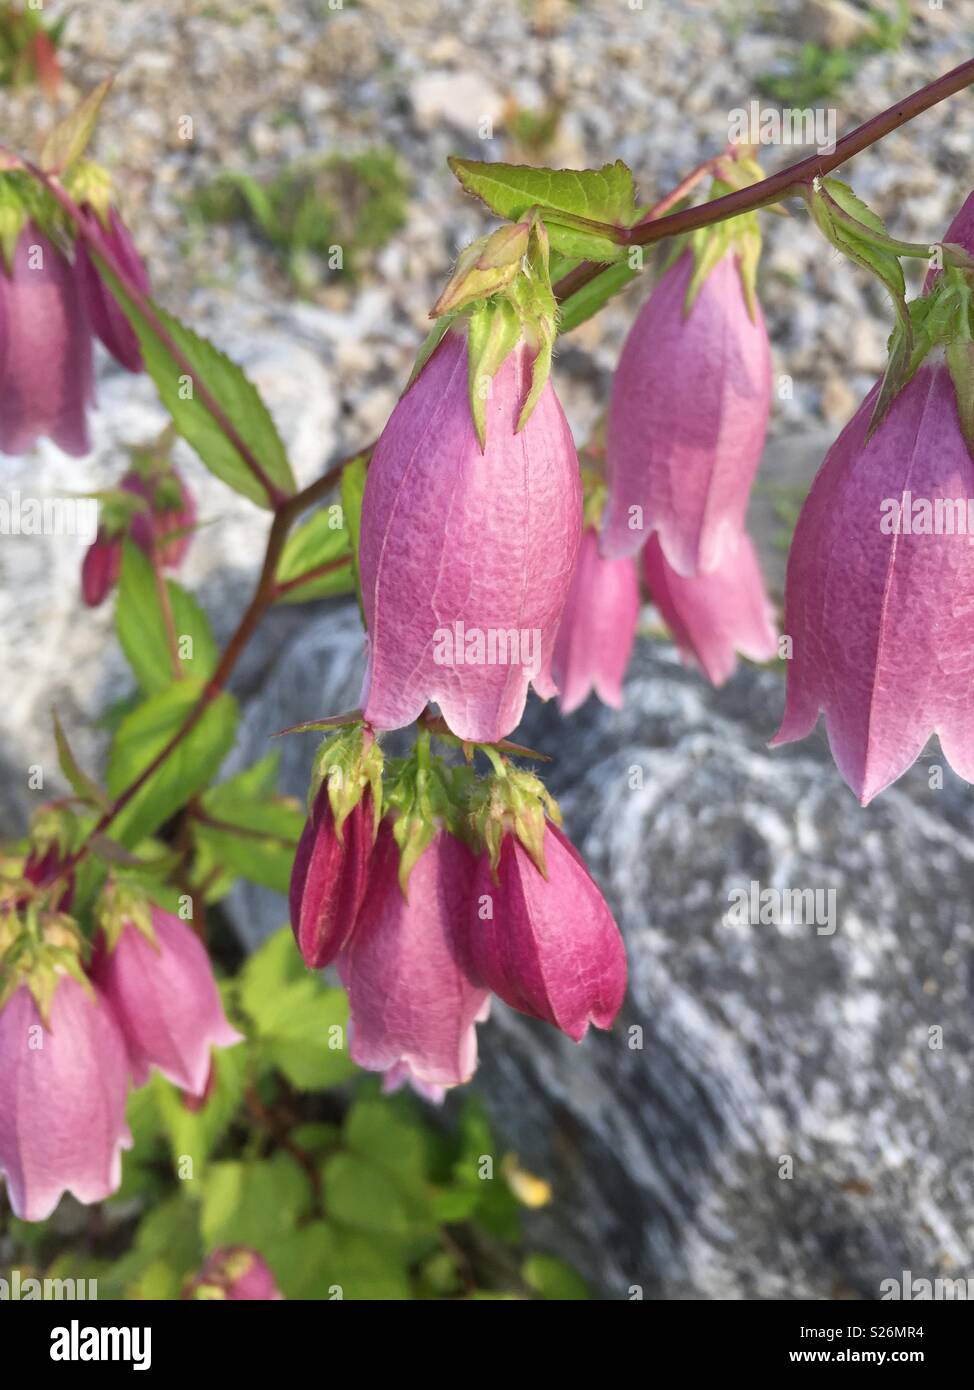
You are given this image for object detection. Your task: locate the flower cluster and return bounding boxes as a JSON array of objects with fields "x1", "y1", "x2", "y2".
[
  {"x1": 289, "y1": 728, "x2": 626, "y2": 1095},
  {"x1": 0, "y1": 858, "x2": 240, "y2": 1221}
]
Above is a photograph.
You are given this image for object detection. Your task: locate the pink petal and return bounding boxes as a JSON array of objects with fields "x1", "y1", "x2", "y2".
[{"x1": 552, "y1": 527, "x2": 640, "y2": 713}]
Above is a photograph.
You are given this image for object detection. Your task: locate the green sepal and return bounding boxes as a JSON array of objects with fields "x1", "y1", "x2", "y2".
[
  {"x1": 308, "y1": 725, "x2": 384, "y2": 843},
  {"x1": 946, "y1": 337, "x2": 974, "y2": 460},
  {"x1": 0, "y1": 174, "x2": 28, "y2": 273},
  {"x1": 684, "y1": 166, "x2": 764, "y2": 319},
  {"x1": 466, "y1": 298, "x2": 522, "y2": 450},
  {"x1": 95, "y1": 879, "x2": 157, "y2": 954},
  {"x1": 431, "y1": 220, "x2": 530, "y2": 319},
  {"x1": 383, "y1": 740, "x2": 474, "y2": 898},
  {"x1": 468, "y1": 759, "x2": 562, "y2": 879},
  {"x1": 62, "y1": 159, "x2": 114, "y2": 226}
]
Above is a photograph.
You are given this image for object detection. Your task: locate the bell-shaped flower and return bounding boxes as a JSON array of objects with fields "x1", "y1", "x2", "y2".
[
  {"x1": 289, "y1": 784, "x2": 374, "y2": 969},
  {"x1": 465, "y1": 819, "x2": 626, "y2": 1042},
  {"x1": 602, "y1": 250, "x2": 771, "y2": 573},
  {"x1": 74, "y1": 206, "x2": 149, "y2": 372},
  {"x1": 91, "y1": 904, "x2": 242, "y2": 1096},
  {"x1": 772, "y1": 363, "x2": 974, "y2": 804},
  {"x1": 0, "y1": 221, "x2": 93, "y2": 458},
  {"x1": 0, "y1": 975, "x2": 131, "y2": 1221},
  {"x1": 359, "y1": 328, "x2": 582, "y2": 742},
  {"x1": 184, "y1": 1247, "x2": 284, "y2": 1301},
  {"x1": 552, "y1": 526, "x2": 640, "y2": 713},
  {"x1": 81, "y1": 465, "x2": 195, "y2": 608},
  {"x1": 642, "y1": 530, "x2": 778, "y2": 686},
  {"x1": 337, "y1": 822, "x2": 489, "y2": 1088}
]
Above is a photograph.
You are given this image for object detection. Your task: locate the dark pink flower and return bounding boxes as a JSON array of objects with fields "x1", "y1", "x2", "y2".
[
  {"x1": 184, "y1": 1247, "x2": 284, "y2": 1301},
  {"x1": 289, "y1": 785, "x2": 374, "y2": 969},
  {"x1": 75, "y1": 206, "x2": 149, "y2": 373},
  {"x1": 91, "y1": 906, "x2": 242, "y2": 1096},
  {"x1": 81, "y1": 466, "x2": 195, "y2": 608},
  {"x1": 602, "y1": 250, "x2": 771, "y2": 573},
  {"x1": 0, "y1": 222, "x2": 93, "y2": 457},
  {"x1": 338, "y1": 822, "x2": 489, "y2": 1088},
  {"x1": 642, "y1": 530, "x2": 778, "y2": 686},
  {"x1": 465, "y1": 821, "x2": 626, "y2": 1042},
  {"x1": 0, "y1": 976, "x2": 131, "y2": 1221},
  {"x1": 552, "y1": 526, "x2": 640, "y2": 713},
  {"x1": 772, "y1": 363, "x2": 974, "y2": 804},
  {"x1": 359, "y1": 329, "x2": 582, "y2": 742}
]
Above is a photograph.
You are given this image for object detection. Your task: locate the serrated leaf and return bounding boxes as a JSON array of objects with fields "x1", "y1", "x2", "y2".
[
  {"x1": 94, "y1": 262, "x2": 295, "y2": 507},
  {"x1": 106, "y1": 681, "x2": 238, "y2": 847},
  {"x1": 52, "y1": 709, "x2": 110, "y2": 810},
  {"x1": 40, "y1": 77, "x2": 112, "y2": 174},
  {"x1": 116, "y1": 541, "x2": 217, "y2": 693},
  {"x1": 274, "y1": 506, "x2": 354, "y2": 604},
  {"x1": 201, "y1": 1154, "x2": 312, "y2": 1251},
  {"x1": 340, "y1": 454, "x2": 368, "y2": 616},
  {"x1": 449, "y1": 156, "x2": 635, "y2": 231}
]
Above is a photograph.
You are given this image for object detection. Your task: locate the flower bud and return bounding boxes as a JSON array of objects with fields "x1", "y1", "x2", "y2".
[
  {"x1": 552, "y1": 526, "x2": 640, "y2": 713},
  {"x1": 0, "y1": 221, "x2": 93, "y2": 458},
  {"x1": 773, "y1": 363, "x2": 974, "y2": 803},
  {"x1": 464, "y1": 819, "x2": 626, "y2": 1042},
  {"x1": 337, "y1": 822, "x2": 489, "y2": 1088},
  {"x1": 359, "y1": 328, "x2": 582, "y2": 742},
  {"x1": 0, "y1": 974, "x2": 131, "y2": 1221},
  {"x1": 642, "y1": 530, "x2": 778, "y2": 686},
  {"x1": 74, "y1": 205, "x2": 149, "y2": 372},
  {"x1": 81, "y1": 465, "x2": 195, "y2": 608},
  {"x1": 289, "y1": 784, "x2": 374, "y2": 969},
  {"x1": 184, "y1": 1247, "x2": 284, "y2": 1301},
  {"x1": 90, "y1": 900, "x2": 242, "y2": 1096},
  {"x1": 602, "y1": 250, "x2": 771, "y2": 572}
]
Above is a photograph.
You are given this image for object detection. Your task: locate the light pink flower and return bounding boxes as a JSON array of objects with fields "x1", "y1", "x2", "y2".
[
  {"x1": 0, "y1": 976, "x2": 132, "y2": 1221},
  {"x1": 359, "y1": 329, "x2": 582, "y2": 742},
  {"x1": 464, "y1": 821, "x2": 626, "y2": 1042},
  {"x1": 0, "y1": 222, "x2": 93, "y2": 457},
  {"x1": 185, "y1": 1247, "x2": 284, "y2": 1301},
  {"x1": 338, "y1": 823, "x2": 489, "y2": 1088},
  {"x1": 91, "y1": 907, "x2": 242, "y2": 1096},
  {"x1": 772, "y1": 364, "x2": 974, "y2": 804},
  {"x1": 552, "y1": 526, "x2": 640, "y2": 713},
  {"x1": 642, "y1": 529, "x2": 777, "y2": 686},
  {"x1": 602, "y1": 250, "x2": 771, "y2": 573}
]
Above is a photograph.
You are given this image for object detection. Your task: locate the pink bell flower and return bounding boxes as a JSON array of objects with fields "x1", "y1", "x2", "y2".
[
  {"x1": 642, "y1": 530, "x2": 778, "y2": 686},
  {"x1": 602, "y1": 250, "x2": 771, "y2": 573},
  {"x1": 91, "y1": 906, "x2": 242, "y2": 1097},
  {"x1": 464, "y1": 820, "x2": 626, "y2": 1043},
  {"x1": 289, "y1": 784, "x2": 374, "y2": 969},
  {"x1": 551, "y1": 526, "x2": 640, "y2": 713},
  {"x1": 338, "y1": 822, "x2": 489, "y2": 1088},
  {"x1": 0, "y1": 976, "x2": 132, "y2": 1221},
  {"x1": 74, "y1": 206, "x2": 149, "y2": 373},
  {"x1": 772, "y1": 363, "x2": 974, "y2": 804},
  {"x1": 0, "y1": 221, "x2": 93, "y2": 458},
  {"x1": 359, "y1": 329, "x2": 582, "y2": 742},
  {"x1": 81, "y1": 466, "x2": 195, "y2": 608}
]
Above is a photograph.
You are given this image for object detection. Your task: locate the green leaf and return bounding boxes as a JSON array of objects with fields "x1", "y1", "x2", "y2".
[
  {"x1": 192, "y1": 799, "x2": 304, "y2": 894},
  {"x1": 340, "y1": 454, "x2": 368, "y2": 615},
  {"x1": 264, "y1": 1222, "x2": 411, "y2": 1300},
  {"x1": 522, "y1": 1253, "x2": 590, "y2": 1300},
  {"x1": 322, "y1": 1151, "x2": 436, "y2": 1258},
  {"x1": 556, "y1": 259, "x2": 640, "y2": 333},
  {"x1": 94, "y1": 266, "x2": 296, "y2": 508},
  {"x1": 274, "y1": 505, "x2": 354, "y2": 604},
  {"x1": 40, "y1": 77, "x2": 112, "y2": 174},
  {"x1": 200, "y1": 1154, "x2": 312, "y2": 1250},
  {"x1": 448, "y1": 157, "x2": 634, "y2": 262},
  {"x1": 106, "y1": 681, "x2": 238, "y2": 846},
  {"x1": 116, "y1": 541, "x2": 218, "y2": 692},
  {"x1": 52, "y1": 709, "x2": 110, "y2": 810},
  {"x1": 149, "y1": 1044, "x2": 249, "y2": 1178}
]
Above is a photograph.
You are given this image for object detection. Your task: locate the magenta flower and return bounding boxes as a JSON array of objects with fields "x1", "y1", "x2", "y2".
[
  {"x1": 0, "y1": 222, "x2": 93, "y2": 458},
  {"x1": 772, "y1": 363, "x2": 974, "y2": 804},
  {"x1": 642, "y1": 530, "x2": 778, "y2": 686},
  {"x1": 338, "y1": 822, "x2": 489, "y2": 1088},
  {"x1": 185, "y1": 1248, "x2": 284, "y2": 1301},
  {"x1": 464, "y1": 820, "x2": 626, "y2": 1042},
  {"x1": 359, "y1": 329, "x2": 582, "y2": 742},
  {"x1": 381, "y1": 1061, "x2": 447, "y2": 1106},
  {"x1": 75, "y1": 206, "x2": 149, "y2": 373},
  {"x1": 91, "y1": 906, "x2": 242, "y2": 1096},
  {"x1": 602, "y1": 250, "x2": 771, "y2": 573},
  {"x1": 552, "y1": 526, "x2": 640, "y2": 713},
  {"x1": 0, "y1": 976, "x2": 131, "y2": 1221},
  {"x1": 289, "y1": 784, "x2": 374, "y2": 969},
  {"x1": 81, "y1": 466, "x2": 195, "y2": 608}
]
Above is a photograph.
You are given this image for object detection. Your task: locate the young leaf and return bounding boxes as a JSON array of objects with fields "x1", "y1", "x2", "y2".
[
  {"x1": 340, "y1": 454, "x2": 369, "y2": 615},
  {"x1": 449, "y1": 157, "x2": 636, "y2": 229},
  {"x1": 274, "y1": 506, "x2": 354, "y2": 604},
  {"x1": 106, "y1": 681, "x2": 238, "y2": 847},
  {"x1": 52, "y1": 710, "x2": 110, "y2": 810},
  {"x1": 94, "y1": 264, "x2": 296, "y2": 508},
  {"x1": 40, "y1": 77, "x2": 112, "y2": 175},
  {"x1": 116, "y1": 541, "x2": 218, "y2": 693}
]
